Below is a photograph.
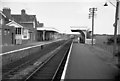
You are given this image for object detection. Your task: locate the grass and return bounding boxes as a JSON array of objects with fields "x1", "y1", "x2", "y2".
[{"x1": 94, "y1": 35, "x2": 119, "y2": 53}]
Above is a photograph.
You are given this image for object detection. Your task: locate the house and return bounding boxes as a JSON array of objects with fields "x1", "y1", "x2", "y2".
[
  {"x1": 0, "y1": 10, "x2": 15, "y2": 45},
  {"x1": 2, "y1": 8, "x2": 38, "y2": 44}
]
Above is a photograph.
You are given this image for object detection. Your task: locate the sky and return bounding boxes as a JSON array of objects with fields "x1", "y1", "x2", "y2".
[{"x1": 0, "y1": 0, "x2": 117, "y2": 34}]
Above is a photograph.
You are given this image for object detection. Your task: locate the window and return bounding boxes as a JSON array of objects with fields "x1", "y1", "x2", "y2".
[
  {"x1": 22, "y1": 29, "x2": 29, "y2": 39},
  {"x1": 15, "y1": 28, "x2": 21, "y2": 34},
  {"x1": 18, "y1": 28, "x2": 21, "y2": 34},
  {"x1": 15, "y1": 28, "x2": 17, "y2": 34}
]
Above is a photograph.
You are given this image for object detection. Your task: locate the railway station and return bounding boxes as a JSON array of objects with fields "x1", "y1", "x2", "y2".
[{"x1": 0, "y1": 0, "x2": 120, "y2": 81}]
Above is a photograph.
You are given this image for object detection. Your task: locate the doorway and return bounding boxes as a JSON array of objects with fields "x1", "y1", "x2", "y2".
[{"x1": 11, "y1": 33, "x2": 14, "y2": 44}]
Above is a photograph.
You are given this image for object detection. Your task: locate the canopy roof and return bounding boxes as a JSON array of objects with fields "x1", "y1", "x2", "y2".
[
  {"x1": 71, "y1": 26, "x2": 89, "y2": 31},
  {"x1": 37, "y1": 27, "x2": 59, "y2": 32}
]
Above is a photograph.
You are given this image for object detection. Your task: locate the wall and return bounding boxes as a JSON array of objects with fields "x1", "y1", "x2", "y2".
[
  {"x1": 21, "y1": 23, "x2": 36, "y2": 42},
  {"x1": 2, "y1": 25, "x2": 15, "y2": 45},
  {"x1": 0, "y1": 28, "x2": 2, "y2": 46},
  {"x1": 37, "y1": 31, "x2": 43, "y2": 41},
  {"x1": 36, "y1": 30, "x2": 56, "y2": 41},
  {"x1": 45, "y1": 31, "x2": 55, "y2": 41}
]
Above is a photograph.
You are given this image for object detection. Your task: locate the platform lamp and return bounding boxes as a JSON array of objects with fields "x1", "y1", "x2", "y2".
[
  {"x1": 104, "y1": 2, "x2": 108, "y2": 6},
  {"x1": 104, "y1": 0, "x2": 119, "y2": 64}
]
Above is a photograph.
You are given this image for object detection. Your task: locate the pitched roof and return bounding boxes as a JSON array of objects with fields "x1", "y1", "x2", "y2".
[
  {"x1": 6, "y1": 20, "x2": 23, "y2": 28},
  {"x1": 0, "y1": 10, "x2": 12, "y2": 26},
  {"x1": 11, "y1": 14, "x2": 36, "y2": 23},
  {"x1": 0, "y1": 10, "x2": 6, "y2": 18},
  {"x1": 0, "y1": 10, "x2": 12, "y2": 22}
]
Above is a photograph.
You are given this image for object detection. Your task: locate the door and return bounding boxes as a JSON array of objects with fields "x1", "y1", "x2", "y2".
[{"x1": 11, "y1": 33, "x2": 14, "y2": 44}]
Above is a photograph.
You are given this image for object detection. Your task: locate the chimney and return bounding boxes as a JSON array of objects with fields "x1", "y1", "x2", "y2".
[
  {"x1": 3, "y1": 8, "x2": 11, "y2": 19},
  {"x1": 21, "y1": 9, "x2": 27, "y2": 22},
  {"x1": 21, "y1": 9, "x2": 26, "y2": 15}
]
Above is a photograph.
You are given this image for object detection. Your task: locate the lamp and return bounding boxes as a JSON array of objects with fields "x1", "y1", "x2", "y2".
[
  {"x1": 103, "y1": 1, "x2": 120, "y2": 67},
  {"x1": 104, "y1": 2, "x2": 108, "y2": 6}
]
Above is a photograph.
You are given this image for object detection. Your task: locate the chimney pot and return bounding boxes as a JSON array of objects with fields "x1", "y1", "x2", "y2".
[
  {"x1": 3, "y1": 8, "x2": 11, "y2": 19},
  {"x1": 21, "y1": 9, "x2": 26, "y2": 15}
]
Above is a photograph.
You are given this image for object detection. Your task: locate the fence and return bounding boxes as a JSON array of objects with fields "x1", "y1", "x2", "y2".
[{"x1": 85, "y1": 39, "x2": 96, "y2": 44}]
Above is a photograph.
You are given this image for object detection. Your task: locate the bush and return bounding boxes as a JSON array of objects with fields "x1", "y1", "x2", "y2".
[{"x1": 107, "y1": 35, "x2": 120, "y2": 45}]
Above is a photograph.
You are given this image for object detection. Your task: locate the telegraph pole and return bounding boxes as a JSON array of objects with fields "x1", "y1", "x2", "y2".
[{"x1": 89, "y1": 8, "x2": 97, "y2": 46}]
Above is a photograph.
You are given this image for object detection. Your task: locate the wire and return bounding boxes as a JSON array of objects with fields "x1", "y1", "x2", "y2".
[{"x1": 108, "y1": 0, "x2": 116, "y2": 7}]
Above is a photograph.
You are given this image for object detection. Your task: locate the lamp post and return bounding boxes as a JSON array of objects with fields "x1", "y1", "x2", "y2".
[
  {"x1": 104, "y1": 0, "x2": 119, "y2": 58},
  {"x1": 89, "y1": 8, "x2": 97, "y2": 46},
  {"x1": 113, "y1": 1, "x2": 119, "y2": 58}
]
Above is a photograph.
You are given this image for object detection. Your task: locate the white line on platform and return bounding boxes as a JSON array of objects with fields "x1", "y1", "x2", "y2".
[
  {"x1": 0, "y1": 40, "x2": 59, "y2": 56},
  {"x1": 0, "y1": 43, "x2": 45, "y2": 56},
  {"x1": 61, "y1": 41, "x2": 73, "y2": 80},
  {"x1": 0, "y1": 39, "x2": 63, "y2": 56}
]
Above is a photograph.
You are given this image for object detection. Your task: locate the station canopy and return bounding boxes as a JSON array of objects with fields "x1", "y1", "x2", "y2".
[
  {"x1": 37, "y1": 27, "x2": 59, "y2": 33},
  {"x1": 71, "y1": 26, "x2": 89, "y2": 31}
]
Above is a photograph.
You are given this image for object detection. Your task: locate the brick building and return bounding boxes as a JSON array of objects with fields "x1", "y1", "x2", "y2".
[
  {"x1": 0, "y1": 10, "x2": 15, "y2": 45},
  {"x1": 2, "y1": 8, "x2": 38, "y2": 44}
]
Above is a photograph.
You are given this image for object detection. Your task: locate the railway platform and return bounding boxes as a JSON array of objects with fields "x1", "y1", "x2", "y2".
[
  {"x1": 62, "y1": 43, "x2": 119, "y2": 80},
  {"x1": 2, "y1": 39, "x2": 71, "y2": 80},
  {"x1": 0, "y1": 38, "x2": 64, "y2": 54}
]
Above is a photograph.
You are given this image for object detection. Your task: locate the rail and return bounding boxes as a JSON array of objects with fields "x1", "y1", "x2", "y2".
[{"x1": 24, "y1": 40, "x2": 72, "y2": 81}]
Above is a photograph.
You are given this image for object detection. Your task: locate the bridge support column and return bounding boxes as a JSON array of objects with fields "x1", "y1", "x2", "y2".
[
  {"x1": 42, "y1": 30, "x2": 45, "y2": 41},
  {"x1": 82, "y1": 31, "x2": 87, "y2": 43}
]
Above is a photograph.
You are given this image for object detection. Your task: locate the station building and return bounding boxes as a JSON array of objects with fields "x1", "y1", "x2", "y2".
[
  {"x1": 1, "y1": 8, "x2": 38, "y2": 45},
  {"x1": 0, "y1": 10, "x2": 15, "y2": 46},
  {"x1": 1, "y1": 8, "x2": 62, "y2": 45}
]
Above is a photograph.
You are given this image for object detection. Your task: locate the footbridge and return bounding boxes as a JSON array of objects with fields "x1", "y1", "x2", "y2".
[{"x1": 71, "y1": 26, "x2": 95, "y2": 44}]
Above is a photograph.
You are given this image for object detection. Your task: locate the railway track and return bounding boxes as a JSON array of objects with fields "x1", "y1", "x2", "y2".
[
  {"x1": 2, "y1": 40, "x2": 67, "y2": 80},
  {"x1": 24, "y1": 41, "x2": 71, "y2": 81},
  {"x1": 24, "y1": 40, "x2": 72, "y2": 81},
  {"x1": 2, "y1": 39, "x2": 72, "y2": 81}
]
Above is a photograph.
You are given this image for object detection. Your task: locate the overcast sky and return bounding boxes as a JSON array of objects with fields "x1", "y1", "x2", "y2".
[{"x1": 0, "y1": 0, "x2": 117, "y2": 34}]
